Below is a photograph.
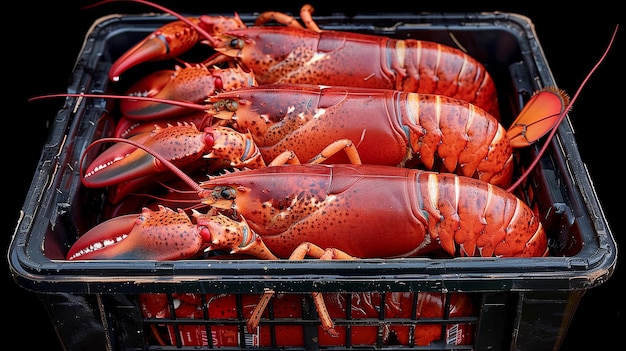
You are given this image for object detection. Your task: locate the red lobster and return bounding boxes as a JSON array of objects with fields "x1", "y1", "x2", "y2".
[
  {"x1": 57, "y1": 84, "x2": 566, "y2": 195},
  {"x1": 140, "y1": 291, "x2": 475, "y2": 347},
  {"x1": 91, "y1": 0, "x2": 501, "y2": 118}
]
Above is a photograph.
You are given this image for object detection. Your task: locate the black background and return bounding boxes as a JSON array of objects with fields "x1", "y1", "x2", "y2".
[{"x1": 6, "y1": 1, "x2": 622, "y2": 350}]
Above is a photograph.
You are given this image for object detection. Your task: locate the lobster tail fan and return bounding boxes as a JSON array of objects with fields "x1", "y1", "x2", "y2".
[{"x1": 506, "y1": 87, "x2": 570, "y2": 148}]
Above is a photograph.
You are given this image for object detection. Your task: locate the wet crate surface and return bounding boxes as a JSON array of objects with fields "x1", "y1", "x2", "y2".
[{"x1": 9, "y1": 10, "x2": 616, "y2": 351}]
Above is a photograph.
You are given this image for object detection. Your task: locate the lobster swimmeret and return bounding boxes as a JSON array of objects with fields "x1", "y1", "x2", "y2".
[{"x1": 94, "y1": 0, "x2": 501, "y2": 118}]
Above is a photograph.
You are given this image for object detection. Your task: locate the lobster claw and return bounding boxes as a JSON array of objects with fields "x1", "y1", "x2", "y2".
[
  {"x1": 82, "y1": 123, "x2": 209, "y2": 188},
  {"x1": 119, "y1": 69, "x2": 187, "y2": 120},
  {"x1": 507, "y1": 87, "x2": 569, "y2": 148},
  {"x1": 109, "y1": 12, "x2": 247, "y2": 81},
  {"x1": 67, "y1": 206, "x2": 211, "y2": 260},
  {"x1": 109, "y1": 18, "x2": 204, "y2": 81},
  {"x1": 120, "y1": 64, "x2": 257, "y2": 120},
  {"x1": 82, "y1": 122, "x2": 266, "y2": 190}
]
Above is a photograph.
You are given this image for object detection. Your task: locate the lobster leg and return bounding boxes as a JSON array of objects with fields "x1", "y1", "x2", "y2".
[
  {"x1": 254, "y1": 4, "x2": 320, "y2": 32},
  {"x1": 247, "y1": 243, "x2": 355, "y2": 337}
]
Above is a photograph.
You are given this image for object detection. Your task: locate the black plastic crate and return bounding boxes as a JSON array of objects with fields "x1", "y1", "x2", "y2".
[{"x1": 8, "y1": 10, "x2": 617, "y2": 351}]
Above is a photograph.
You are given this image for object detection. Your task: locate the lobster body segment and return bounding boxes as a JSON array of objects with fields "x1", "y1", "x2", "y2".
[{"x1": 213, "y1": 27, "x2": 500, "y2": 118}]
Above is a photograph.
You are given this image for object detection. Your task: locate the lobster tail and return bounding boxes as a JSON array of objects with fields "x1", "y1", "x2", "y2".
[{"x1": 415, "y1": 171, "x2": 548, "y2": 257}]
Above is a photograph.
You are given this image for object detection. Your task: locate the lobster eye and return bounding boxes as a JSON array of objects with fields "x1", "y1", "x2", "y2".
[
  {"x1": 201, "y1": 186, "x2": 238, "y2": 207},
  {"x1": 220, "y1": 187, "x2": 236, "y2": 200},
  {"x1": 229, "y1": 38, "x2": 244, "y2": 50},
  {"x1": 225, "y1": 100, "x2": 239, "y2": 112},
  {"x1": 212, "y1": 99, "x2": 239, "y2": 113}
]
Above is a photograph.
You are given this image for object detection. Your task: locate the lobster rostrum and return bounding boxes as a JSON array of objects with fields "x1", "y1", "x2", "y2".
[
  {"x1": 58, "y1": 84, "x2": 567, "y2": 196},
  {"x1": 94, "y1": 0, "x2": 501, "y2": 118}
]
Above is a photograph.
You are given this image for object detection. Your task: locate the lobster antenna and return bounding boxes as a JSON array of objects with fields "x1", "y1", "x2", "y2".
[{"x1": 506, "y1": 24, "x2": 619, "y2": 193}]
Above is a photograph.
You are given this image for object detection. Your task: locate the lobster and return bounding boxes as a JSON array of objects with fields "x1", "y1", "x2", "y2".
[
  {"x1": 51, "y1": 83, "x2": 566, "y2": 196},
  {"x1": 139, "y1": 291, "x2": 476, "y2": 347},
  {"x1": 90, "y1": 0, "x2": 501, "y2": 118}
]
